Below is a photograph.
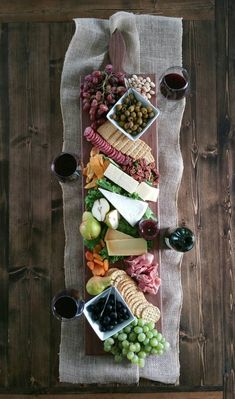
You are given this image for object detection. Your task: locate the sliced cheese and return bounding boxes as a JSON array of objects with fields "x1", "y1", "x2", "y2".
[
  {"x1": 104, "y1": 163, "x2": 139, "y2": 194},
  {"x1": 106, "y1": 238, "x2": 147, "y2": 256},
  {"x1": 136, "y1": 182, "x2": 159, "y2": 202},
  {"x1": 104, "y1": 228, "x2": 133, "y2": 241},
  {"x1": 98, "y1": 188, "x2": 148, "y2": 227}
]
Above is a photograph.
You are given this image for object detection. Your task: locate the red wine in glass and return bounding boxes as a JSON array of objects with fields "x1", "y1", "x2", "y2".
[
  {"x1": 51, "y1": 152, "x2": 81, "y2": 182},
  {"x1": 52, "y1": 289, "x2": 85, "y2": 321},
  {"x1": 160, "y1": 66, "x2": 189, "y2": 100}
]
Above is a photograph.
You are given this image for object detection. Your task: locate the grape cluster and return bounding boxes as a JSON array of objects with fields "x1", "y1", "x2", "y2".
[
  {"x1": 103, "y1": 318, "x2": 170, "y2": 368},
  {"x1": 80, "y1": 64, "x2": 127, "y2": 129}
]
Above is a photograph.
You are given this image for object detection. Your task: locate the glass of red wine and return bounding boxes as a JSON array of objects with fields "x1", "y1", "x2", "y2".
[
  {"x1": 159, "y1": 66, "x2": 189, "y2": 101},
  {"x1": 51, "y1": 289, "x2": 85, "y2": 321},
  {"x1": 51, "y1": 152, "x2": 81, "y2": 182}
]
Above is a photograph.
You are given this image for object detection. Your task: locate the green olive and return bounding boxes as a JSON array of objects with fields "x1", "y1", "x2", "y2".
[
  {"x1": 149, "y1": 112, "x2": 155, "y2": 118},
  {"x1": 116, "y1": 104, "x2": 122, "y2": 111},
  {"x1": 141, "y1": 107, "x2": 148, "y2": 114},
  {"x1": 120, "y1": 114, "x2": 126, "y2": 121}
]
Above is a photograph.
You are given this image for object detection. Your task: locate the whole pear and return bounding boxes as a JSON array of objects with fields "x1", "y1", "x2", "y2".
[{"x1": 80, "y1": 211, "x2": 101, "y2": 240}]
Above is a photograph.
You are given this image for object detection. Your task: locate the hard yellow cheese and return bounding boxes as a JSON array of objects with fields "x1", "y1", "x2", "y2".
[
  {"x1": 104, "y1": 228, "x2": 133, "y2": 241},
  {"x1": 136, "y1": 182, "x2": 159, "y2": 202},
  {"x1": 106, "y1": 238, "x2": 147, "y2": 256}
]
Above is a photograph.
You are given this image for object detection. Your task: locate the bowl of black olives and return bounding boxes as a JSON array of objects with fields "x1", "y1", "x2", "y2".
[
  {"x1": 107, "y1": 88, "x2": 160, "y2": 141},
  {"x1": 84, "y1": 287, "x2": 135, "y2": 340}
]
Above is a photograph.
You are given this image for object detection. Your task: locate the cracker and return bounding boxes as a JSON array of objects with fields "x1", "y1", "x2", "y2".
[
  {"x1": 107, "y1": 131, "x2": 122, "y2": 145},
  {"x1": 121, "y1": 140, "x2": 135, "y2": 154},
  {"x1": 97, "y1": 121, "x2": 117, "y2": 139},
  {"x1": 135, "y1": 303, "x2": 150, "y2": 318},
  {"x1": 110, "y1": 269, "x2": 126, "y2": 284},
  {"x1": 141, "y1": 305, "x2": 161, "y2": 323},
  {"x1": 113, "y1": 136, "x2": 129, "y2": 151}
]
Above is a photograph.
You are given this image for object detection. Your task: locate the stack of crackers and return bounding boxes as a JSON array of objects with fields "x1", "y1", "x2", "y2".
[
  {"x1": 108, "y1": 268, "x2": 160, "y2": 323},
  {"x1": 97, "y1": 121, "x2": 154, "y2": 164}
]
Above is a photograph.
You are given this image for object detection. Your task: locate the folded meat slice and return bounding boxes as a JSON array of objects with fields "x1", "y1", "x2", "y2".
[{"x1": 125, "y1": 252, "x2": 161, "y2": 295}]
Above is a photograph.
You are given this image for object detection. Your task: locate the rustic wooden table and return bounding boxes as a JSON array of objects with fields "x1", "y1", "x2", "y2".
[{"x1": 0, "y1": 1, "x2": 234, "y2": 399}]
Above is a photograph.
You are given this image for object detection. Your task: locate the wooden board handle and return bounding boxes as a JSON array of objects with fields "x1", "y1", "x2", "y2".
[{"x1": 109, "y1": 29, "x2": 126, "y2": 73}]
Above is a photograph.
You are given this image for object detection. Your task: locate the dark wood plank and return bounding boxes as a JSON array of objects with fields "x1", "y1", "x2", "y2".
[
  {"x1": 0, "y1": 0, "x2": 214, "y2": 22},
  {"x1": 178, "y1": 19, "x2": 223, "y2": 386},
  {"x1": 0, "y1": 392, "x2": 224, "y2": 399},
  {"x1": 215, "y1": 0, "x2": 235, "y2": 398},
  {"x1": 49, "y1": 22, "x2": 74, "y2": 388},
  {"x1": 0, "y1": 22, "x2": 9, "y2": 388},
  {"x1": 7, "y1": 22, "x2": 51, "y2": 387}
]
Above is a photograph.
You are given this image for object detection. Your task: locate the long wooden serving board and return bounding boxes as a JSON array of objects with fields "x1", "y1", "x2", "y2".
[{"x1": 80, "y1": 30, "x2": 162, "y2": 355}]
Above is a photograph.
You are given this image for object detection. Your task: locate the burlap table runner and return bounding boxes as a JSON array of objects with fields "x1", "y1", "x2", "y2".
[{"x1": 59, "y1": 12, "x2": 185, "y2": 384}]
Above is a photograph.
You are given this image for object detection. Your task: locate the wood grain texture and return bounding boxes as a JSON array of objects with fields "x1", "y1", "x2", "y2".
[
  {"x1": 7, "y1": 23, "x2": 51, "y2": 387},
  {"x1": 179, "y1": 19, "x2": 223, "y2": 386},
  {"x1": 215, "y1": 0, "x2": 235, "y2": 398},
  {"x1": 0, "y1": 23, "x2": 9, "y2": 388},
  {"x1": 0, "y1": 0, "x2": 234, "y2": 394},
  {"x1": 0, "y1": 392, "x2": 223, "y2": 399},
  {"x1": 0, "y1": 0, "x2": 214, "y2": 22}
]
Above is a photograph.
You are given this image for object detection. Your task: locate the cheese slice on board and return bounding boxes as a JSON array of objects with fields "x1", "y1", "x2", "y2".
[
  {"x1": 136, "y1": 182, "x2": 159, "y2": 202},
  {"x1": 104, "y1": 163, "x2": 139, "y2": 194},
  {"x1": 106, "y1": 238, "x2": 147, "y2": 256},
  {"x1": 104, "y1": 228, "x2": 133, "y2": 241},
  {"x1": 98, "y1": 188, "x2": 148, "y2": 227}
]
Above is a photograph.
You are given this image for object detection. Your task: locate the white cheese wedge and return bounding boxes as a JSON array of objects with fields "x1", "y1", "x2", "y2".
[
  {"x1": 106, "y1": 238, "x2": 147, "y2": 256},
  {"x1": 98, "y1": 188, "x2": 148, "y2": 227},
  {"x1": 136, "y1": 182, "x2": 159, "y2": 202},
  {"x1": 104, "y1": 228, "x2": 133, "y2": 241},
  {"x1": 104, "y1": 163, "x2": 139, "y2": 194}
]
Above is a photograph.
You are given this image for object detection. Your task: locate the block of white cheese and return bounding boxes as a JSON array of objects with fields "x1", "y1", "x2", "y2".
[
  {"x1": 136, "y1": 182, "x2": 159, "y2": 202},
  {"x1": 106, "y1": 238, "x2": 147, "y2": 256},
  {"x1": 104, "y1": 163, "x2": 139, "y2": 194},
  {"x1": 98, "y1": 188, "x2": 148, "y2": 227}
]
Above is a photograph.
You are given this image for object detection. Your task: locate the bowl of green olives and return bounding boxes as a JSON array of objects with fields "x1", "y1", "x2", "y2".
[{"x1": 107, "y1": 88, "x2": 160, "y2": 141}]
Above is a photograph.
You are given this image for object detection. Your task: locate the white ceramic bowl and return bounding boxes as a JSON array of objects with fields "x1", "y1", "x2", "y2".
[
  {"x1": 107, "y1": 88, "x2": 160, "y2": 142},
  {"x1": 84, "y1": 286, "x2": 135, "y2": 341}
]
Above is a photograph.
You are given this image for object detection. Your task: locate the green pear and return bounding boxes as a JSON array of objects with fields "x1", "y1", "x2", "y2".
[
  {"x1": 80, "y1": 211, "x2": 101, "y2": 240},
  {"x1": 105, "y1": 209, "x2": 120, "y2": 229}
]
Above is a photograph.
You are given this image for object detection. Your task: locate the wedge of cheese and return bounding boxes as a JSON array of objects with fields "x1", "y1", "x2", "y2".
[
  {"x1": 98, "y1": 188, "x2": 148, "y2": 227},
  {"x1": 104, "y1": 163, "x2": 139, "y2": 194},
  {"x1": 106, "y1": 238, "x2": 147, "y2": 256},
  {"x1": 136, "y1": 182, "x2": 159, "y2": 202},
  {"x1": 104, "y1": 228, "x2": 133, "y2": 241}
]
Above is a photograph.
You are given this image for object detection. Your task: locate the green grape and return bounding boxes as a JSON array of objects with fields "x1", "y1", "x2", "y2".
[
  {"x1": 127, "y1": 351, "x2": 134, "y2": 360},
  {"x1": 138, "y1": 351, "x2": 147, "y2": 359},
  {"x1": 143, "y1": 337, "x2": 149, "y2": 346},
  {"x1": 138, "y1": 358, "x2": 145, "y2": 368},
  {"x1": 129, "y1": 343, "x2": 136, "y2": 352},
  {"x1": 111, "y1": 347, "x2": 118, "y2": 355},
  {"x1": 122, "y1": 347, "x2": 129, "y2": 356},
  {"x1": 113, "y1": 333, "x2": 119, "y2": 339},
  {"x1": 114, "y1": 354, "x2": 123, "y2": 362},
  {"x1": 118, "y1": 341, "x2": 123, "y2": 349},
  {"x1": 143, "y1": 325, "x2": 149, "y2": 333},
  {"x1": 146, "y1": 331, "x2": 153, "y2": 339},
  {"x1": 129, "y1": 332, "x2": 137, "y2": 342},
  {"x1": 118, "y1": 333, "x2": 127, "y2": 341},
  {"x1": 147, "y1": 321, "x2": 155, "y2": 330},
  {"x1": 131, "y1": 318, "x2": 138, "y2": 327},
  {"x1": 124, "y1": 326, "x2": 131, "y2": 334},
  {"x1": 156, "y1": 332, "x2": 163, "y2": 341},
  {"x1": 157, "y1": 342, "x2": 164, "y2": 350},
  {"x1": 145, "y1": 345, "x2": 152, "y2": 353},
  {"x1": 104, "y1": 345, "x2": 111, "y2": 352},
  {"x1": 135, "y1": 342, "x2": 141, "y2": 352},
  {"x1": 151, "y1": 348, "x2": 159, "y2": 355},
  {"x1": 137, "y1": 318, "x2": 145, "y2": 327},
  {"x1": 150, "y1": 338, "x2": 159, "y2": 347},
  {"x1": 134, "y1": 326, "x2": 143, "y2": 334},
  {"x1": 122, "y1": 340, "x2": 130, "y2": 348},
  {"x1": 105, "y1": 337, "x2": 114, "y2": 346},
  {"x1": 131, "y1": 354, "x2": 139, "y2": 364},
  {"x1": 157, "y1": 349, "x2": 164, "y2": 356},
  {"x1": 152, "y1": 329, "x2": 158, "y2": 337},
  {"x1": 161, "y1": 337, "x2": 166, "y2": 343},
  {"x1": 137, "y1": 333, "x2": 146, "y2": 342}
]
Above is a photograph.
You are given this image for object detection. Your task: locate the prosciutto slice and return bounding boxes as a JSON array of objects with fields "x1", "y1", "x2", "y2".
[{"x1": 125, "y1": 252, "x2": 161, "y2": 295}]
